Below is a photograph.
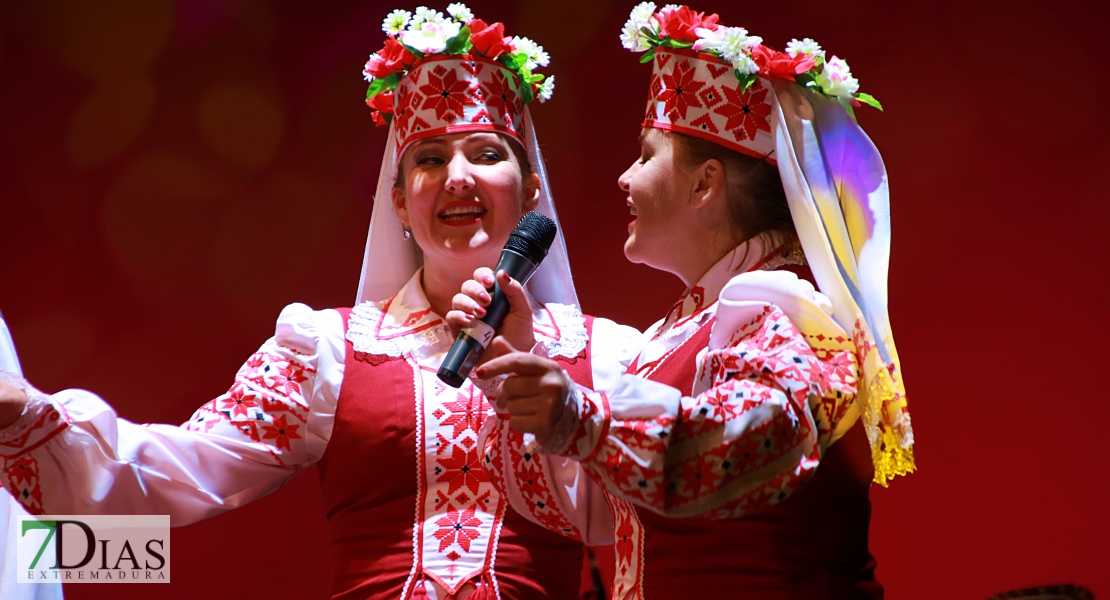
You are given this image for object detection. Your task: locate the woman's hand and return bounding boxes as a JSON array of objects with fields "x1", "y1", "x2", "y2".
[
  {"x1": 476, "y1": 346, "x2": 571, "y2": 449},
  {"x1": 446, "y1": 267, "x2": 537, "y2": 354},
  {"x1": 0, "y1": 381, "x2": 29, "y2": 430}
]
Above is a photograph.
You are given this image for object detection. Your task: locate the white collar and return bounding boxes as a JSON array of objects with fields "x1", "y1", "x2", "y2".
[
  {"x1": 658, "y1": 236, "x2": 770, "y2": 333},
  {"x1": 347, "y1": 269, "x2": 588, "y2": 361}
]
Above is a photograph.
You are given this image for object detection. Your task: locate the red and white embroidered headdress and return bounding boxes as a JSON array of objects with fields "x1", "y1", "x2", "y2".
[
  {"x1": 623, "y1": 3, "x2": 915, "y2": 485},
  {"x1": 356, "y1": 4, "x2": 575, "y2": 307}
]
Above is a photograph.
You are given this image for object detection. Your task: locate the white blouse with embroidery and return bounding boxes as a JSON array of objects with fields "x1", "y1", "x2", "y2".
[
  {"x1": 0, "y1": 271, "x2": 641, "y2": 599},
  {"x1": 479, "y1": 246, "x2": 864, "y2": 599}
]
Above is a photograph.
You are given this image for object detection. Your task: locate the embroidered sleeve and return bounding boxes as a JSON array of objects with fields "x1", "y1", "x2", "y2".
[
  {"x1": 0, "y1": 304, "x2": 345, "y2": 521},
  {"x1": 479, "y1": 412, "x2": 616, "y2": 546},
  {"x1": 567, "y1": 305, "x2": 859, "y2": 519},
  {"x1": 474, "y1": 310, "x2": 640, "y2": 547}
]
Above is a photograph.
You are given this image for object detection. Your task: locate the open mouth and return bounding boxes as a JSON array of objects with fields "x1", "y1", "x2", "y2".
[{"x1": 438, "y1": 200, "x2": 487, "y2": 226}]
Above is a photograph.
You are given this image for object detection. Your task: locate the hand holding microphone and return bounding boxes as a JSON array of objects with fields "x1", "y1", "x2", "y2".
[{"x1": 438, "y1": 212, "x2": 557, "y2": 388}]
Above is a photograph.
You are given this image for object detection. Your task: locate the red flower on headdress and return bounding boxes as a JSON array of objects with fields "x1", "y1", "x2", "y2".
[
  {"x1": 365, "y1": 37, "x2": 417, "y2": 79},
  {"x1": 656, "y1": 5, "x2": 719, "y2": 43},
  {"x1": 658, "y1": 59, "x2": 705, "y2": 120},
  {"x1": 366, "y1": 90, "x2": 394, "y2": 112},
  {"x1": 750, "y1": 45, "x2": 815, "y2": 82},
  {"x1": 469, "y1": 19, "x2": 512, "y2": 59},
  {"x1": 713, "y1": 79, "x2": 771, "y2": 141}
]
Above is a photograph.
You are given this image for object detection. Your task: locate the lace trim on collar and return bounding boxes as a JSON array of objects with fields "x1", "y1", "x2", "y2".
[
  {"x1": 346, "y1": 301, "x2": 588, "y2": 360},
  {"x1": 537, "y1": 303, "x2": 588, "y2": 359},
  {"x1": 346, "y1": 300, "x2": 452, "y2": 357}
]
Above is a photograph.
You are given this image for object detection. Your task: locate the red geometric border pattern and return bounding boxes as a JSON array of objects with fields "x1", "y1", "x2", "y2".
[
  {"x1": 579, "y1": 306, "x2": 858, "y2": 517},
  {"x1": 182, "y1": 344, "x2": 316, "y2": 466},
  {"x1": 643, "y1": 49, "x2": 777, "y2": 164},
  {"x1": 393, "y1": 55, "x2": 526, "y2": 151}
]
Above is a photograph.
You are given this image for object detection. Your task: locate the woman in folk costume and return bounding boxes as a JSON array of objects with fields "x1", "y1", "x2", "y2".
[
  {"x1": 0, "y1": 5, "x2": 639, "y2": 599},
  {"x1": 450, "y1": 3, "x2": 916, "y2": 597}
]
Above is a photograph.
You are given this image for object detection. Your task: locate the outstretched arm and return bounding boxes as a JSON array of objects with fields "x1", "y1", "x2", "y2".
[{"x1": 0, "y1": 304, "x2": 343, "y2": 525}]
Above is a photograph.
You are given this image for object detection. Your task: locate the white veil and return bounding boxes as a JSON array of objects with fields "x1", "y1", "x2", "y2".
[{"x1": 771, "y1": 82, "x2": 915, "y2": 485}]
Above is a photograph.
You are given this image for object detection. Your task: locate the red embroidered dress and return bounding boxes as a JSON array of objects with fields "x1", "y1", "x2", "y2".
[
  {"x1": 482, "y1": 241, "x2": 877, "y2": 598},
  {"x1": 0, "y1": 271, "x2": 640, "y2": 599}
]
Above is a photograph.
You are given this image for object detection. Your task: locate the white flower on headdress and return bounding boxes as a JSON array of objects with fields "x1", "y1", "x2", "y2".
[
  {"x1": 510, "y1": 36, "x2": 550, "y2": 70},
  {"x1": 400, "y1": 19, "x2": 462, "y2": 54},
  {"x1": 410, "y1": 6, "x2": 447, "y2": 29},
  {"x1": 731, "y1": 52, "x2": 759, "y2": 76},
  {"x1": 620, "y1": 2, "x2": 657, "y2": 51},
  {"x1": 814, "y1": 56, "x2": 859, "y2": 99},
  {"x1": 446, "y1": 3, "x2": 473, "y2": 23},
  {"x1": 382, "y1": 10, "x2": 412, "y2": 36},
  {"x1": 363, "y1": 53, "x2": 379, "y2": 82},
  {"x1": 785, "y1": 38, "x2": 825, "y2": 59},
  {"x1": 693, "y1": 26, "x2": 761, "y2": 68},
  {"x1": 663, "y1": 3, "x2": 682, "y2": 10},
  {"x1": 537, "y1": 76, "x2": 555, "y2": 103}
]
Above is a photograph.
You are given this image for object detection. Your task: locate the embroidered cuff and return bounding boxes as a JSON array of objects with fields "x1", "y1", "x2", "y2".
[
  {"x1": 533, "y1": 380, "x2": 579, "y2": 456},
  {"x1": 0, "y1": 371, "x2": 60, "y2": 450},
  {"x1": 563, "y1": 389, "x2": 610, "y2": 463}
]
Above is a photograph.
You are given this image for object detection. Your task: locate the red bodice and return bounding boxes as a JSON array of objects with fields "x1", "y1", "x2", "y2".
[
  {"x1": 317, "y1": 308, "x2": 587, "y2": 600},
  {"x1": 633, "y1": 267, "x2": 883, "y2": 599}
]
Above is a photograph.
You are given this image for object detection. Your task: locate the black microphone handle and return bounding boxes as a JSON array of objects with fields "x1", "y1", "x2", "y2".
[{"x1": 437, "y1": 249, "x2": 539, "y2": 388}]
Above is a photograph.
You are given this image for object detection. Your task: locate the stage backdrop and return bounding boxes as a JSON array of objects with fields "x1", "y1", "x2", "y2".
[{"x1": 1, "y1": 0, "x2": 1107, "y2": 598}]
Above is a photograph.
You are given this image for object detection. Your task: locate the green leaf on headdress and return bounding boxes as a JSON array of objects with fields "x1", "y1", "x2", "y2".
[
  {"x1": 366, "y1": 72, "x2": 402, "y2": 100},
  {"x1": 520, "y1": 79, "x2": 535, "y2": 104},
  {"x1": 526, "y1": 72, "x2": 545, "y2": 85},
  {"x1": 735, "y1": 71, "x2": 757, "y2": 94},
  {"x1": 640, "y1": 48, "x2": 656, "y2": 63},
  {"x1": 499, "y1": 52, "x2": 528, "y2": 71},
  {"x1": 641, "y1": 26, "x2": 659, "y2": 43},
  {"x1": 446, "y1": 25, "x2": 472, "y2": 55},
  {"x1": 659, "y1": 38, "x2": 693, "y2": 49},
  {"x1": 794, "y1": 72, "x2": 816, "y2": 87},
  {"x1": 855, "y1": 92, "x2": 884, "y2": 111}
]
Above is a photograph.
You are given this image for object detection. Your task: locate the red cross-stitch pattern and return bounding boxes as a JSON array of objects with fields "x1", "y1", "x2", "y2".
[
  {"x1": 605, "y1": 492, "x2": 645, "y2": 600},
  {"x1": 183, "y1": 345, "x2": 315, "y2": 466},
  {"x1": 481, "y1": 70, "x2": 521, "y2": 129},
  {"x1": 657, "y1": 59, "x2": 705, "y2": 121},
  {"x1": 579, "y1": 306, "x2": 857, "y2": 518},
  {"x1": 503, "y1": 427, "x2": 583, "y2": 540},
  {"x1": 3, "y1": 454, "x2": 45, "y2": 514},
  {"x1": 432, "y1": 508, "x2": 483, "y2": 553},
  {"x1": 419, "y1": 64, "x2": 478, "y2": 122},
  {"x1": 714, "y1": 79, "x2": 772, "y2": 142},
  {"x1": 1, "y1": 402, "x2": 68, "y2": 514}
]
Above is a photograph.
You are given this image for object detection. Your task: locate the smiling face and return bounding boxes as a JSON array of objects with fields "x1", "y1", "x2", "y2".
[
  {"x1": 393, "y1": 132, "x2": 539, "y2": 270},
  {"x1": 617, "y1": 128, "x2": 697, "y2": 272}
]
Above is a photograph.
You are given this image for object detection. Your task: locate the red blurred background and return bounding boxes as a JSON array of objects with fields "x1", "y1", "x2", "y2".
[{"x1": 1, "y1": 0, "x2": 1107, "y2": 598}]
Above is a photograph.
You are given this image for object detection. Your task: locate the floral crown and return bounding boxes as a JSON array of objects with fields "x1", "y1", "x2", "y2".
[
  {"x1": 623, "y1": 3, "x2": 880, "y2": 161},
  {"x1": 363, "y1": 4, "x2": 554, "y2": 129},
  {"x1": 621, "y1": 2, "x2": 881, "y2": 110}
]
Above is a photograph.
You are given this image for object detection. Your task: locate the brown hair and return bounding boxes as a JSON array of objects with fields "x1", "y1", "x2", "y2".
[
  {"x1": 670, "y1": 131, "x2": 796, "y2": 249},
  {"x1": 394, "y1": 134, "x2": 534, "y2": 191}
]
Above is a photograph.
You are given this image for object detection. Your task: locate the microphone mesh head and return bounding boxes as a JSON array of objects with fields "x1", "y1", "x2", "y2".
[{"x1": 505, "y1": 212, "x2": 557, "y2": 263}]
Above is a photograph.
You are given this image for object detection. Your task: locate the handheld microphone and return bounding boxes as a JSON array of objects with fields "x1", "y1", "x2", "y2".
[{"x1": 437, "y1": 212, "x2": 557, "y2": 388}]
